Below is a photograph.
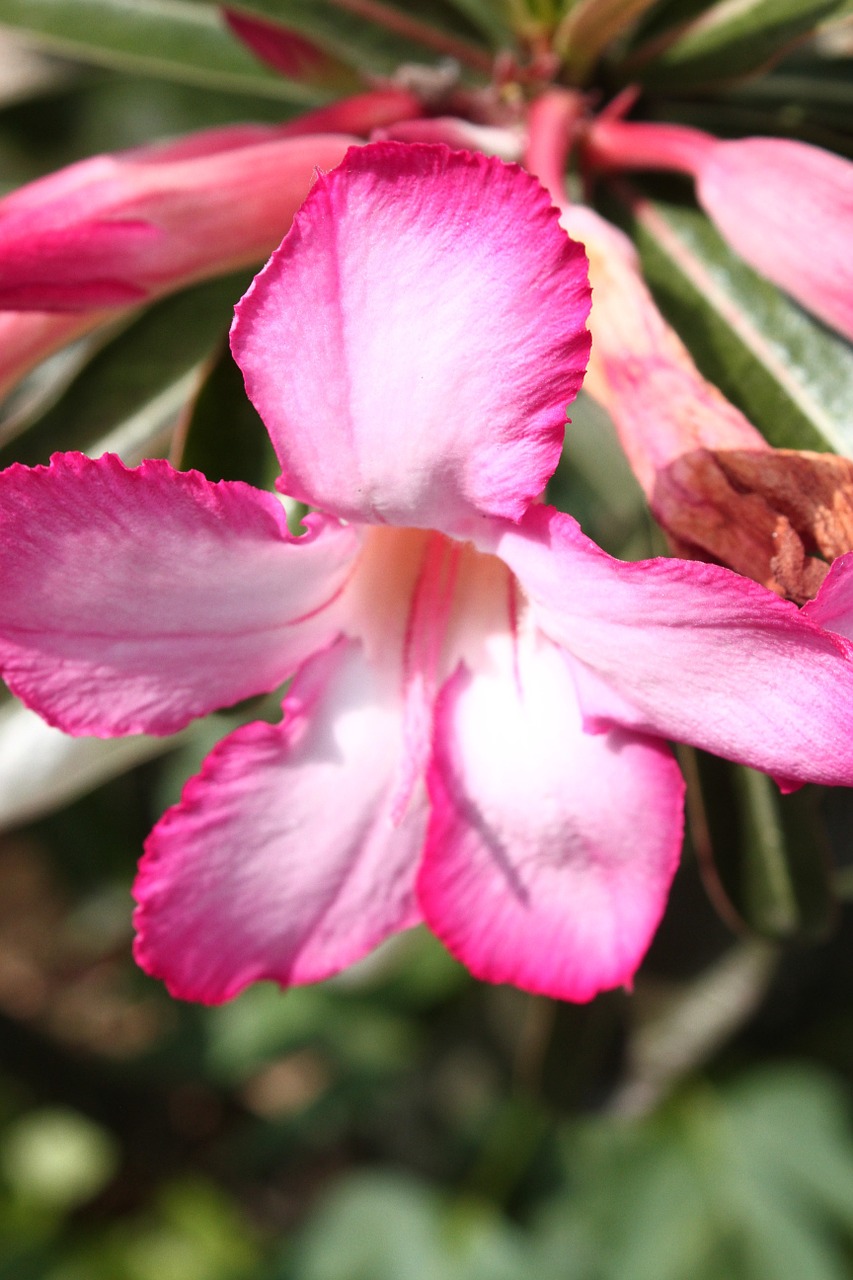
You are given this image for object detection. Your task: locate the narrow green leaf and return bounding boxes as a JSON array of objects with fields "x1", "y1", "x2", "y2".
[
  {"x1": 694, "y1": 754, "x2": 836, "y2": 941},
  {"x1": 555, "y1": 0, "x2": 662, "y2": 80},
  {"x1": 176, "y1": 340, "x2": 278, "y2": 488},
  {"x1": 826, "y1": 0, "x2": 853, "y2": 15},
  {"x1": 0, "y1": 0, "x2": 321, "y2": 101},
  {"x1": 623, "y1": 0, "x2": 711, "y2": 47},
  {"x1": 735, "y1": 767, "x2": 835, "y2": 940},
  {"x1": 436, "y1": 0, "x2": 514, "y2": 45},
  {"x1": 716, "y1": 61, "x2": 853, "y2": 148},
  {"x1": 225, "y1": 0, "x2": 493, "y2": 76},
  {"x1": 611, "y1": 941, "x2": 776, "y2": 1116},
  {"x1": 610, "y1": 187, "x2": 853, "y2": 454},
  {"x1": 630, "y1": 0, "x2": 841, "y2": 88}
]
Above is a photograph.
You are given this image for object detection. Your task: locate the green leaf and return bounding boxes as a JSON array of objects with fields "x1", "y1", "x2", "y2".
[
  {"x1": 611, "y1": 187, "x2": 853, "y2": 454},
  {"x1": 693, "y1": 754, "x2": 836, "y2": 941},
  {"x1": 0, "y1": 0, "x2": 321, "y2": 101},
  {"x1": 175, "y1": 341, "x2": 278, "y2": 488},
  {"x1": 715, "y1": 59, "x2": 853, "y2": 149},
  {"x1": 556, "y1": 0, "x2": 662, "y2": 81},
  {"x1": 629, "y1": 0, "x2": 841, "y2": 88},
  {"x1": 439, "y1": 0, "x2": 515, "y2": 44},
  {"x1": 292, "y1": 1172, "x2": 529, "y2": 1280},
  {"x1": 727, "y1": 1067, "x2": 853, "y2": 1231},
  {"x1": 225, "y1": 0, "x2": 493, "y2": 77},
  {"x1": 0, "y1": 271, "x2": 251, "y2": 468},
  {"x1": 547, "y1": 1067, "x2": 853, "y2": 1280}
]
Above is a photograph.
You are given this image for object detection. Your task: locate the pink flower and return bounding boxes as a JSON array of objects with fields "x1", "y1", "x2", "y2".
[
  {"x1": 584, "y1": 120, "x2": 853, "y2": 342},
  {"x1": 3, "y1": 143, "x2": 853, "y2": 1005}
]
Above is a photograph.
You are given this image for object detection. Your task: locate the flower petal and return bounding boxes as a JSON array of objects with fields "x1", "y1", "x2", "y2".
[
  {"x1": 231, "y1": 141, "x2": 591, "y2": 533},
  {"x1": 489, "y1": 505, "x2": 853, "y2": 786},
  {"x1": 133, "y1": 636, "x2": 426, "y2": 1003},
  {"x1": 419, "y1": 627, "x2": 684, "y2": 1001},
  {"x1": 802, "y1": 553, "x2": 853, "y2": 639},
  {"x1": 0, "y1": 452, "x2": 358, "y2": 735}
]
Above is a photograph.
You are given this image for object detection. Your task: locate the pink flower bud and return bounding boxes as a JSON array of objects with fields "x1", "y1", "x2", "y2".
[
  {"x1": 222, "y1": 7, "x2": 357, "y2": 87},
  {"x1": 0, "y1": 129, "x2": 358, "y2": 310},
  {"x1": 586, "y1": 120, "x2": 853, "y2": 342}
]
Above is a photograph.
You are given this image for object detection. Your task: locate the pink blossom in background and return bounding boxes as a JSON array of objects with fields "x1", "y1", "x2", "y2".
[
  {"x1": 0, "y1": 85, "x2": 420, "y2": 313},
  {"x1": 525, "y1": 93, "x2": 767, "y2": 493},
  {"x1": 584, "y1": 119, "x2": 853, "y2": 343},
  {"x1": 0, "y1": 129, "x2": 356, "y2": 310},
  {"x1": 3, "y1": 144, "x2": 853, "y2": 1005}
]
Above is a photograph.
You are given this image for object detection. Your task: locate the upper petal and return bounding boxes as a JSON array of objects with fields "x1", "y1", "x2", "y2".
[
  {"x1": 488, "y1": 505, "x2": 853, "y2": 786},
  {"x1": 419, "y1": 624, "x2": 684, "y2": 1001},
  {"x1": 231, "y1": 141, "x2": 591, "y2": 534},
  {"x1": 0, "y1": 452, "x2": 358, "y2": 736},
  {"x1": 134, "y1": 636, "x2": 427, "y2": 1003}
]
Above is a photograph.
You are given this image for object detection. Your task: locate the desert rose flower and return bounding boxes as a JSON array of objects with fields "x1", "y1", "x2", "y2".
[
  {"x1": 3, "y1": 145, "x2": 853, "y2": 1006},
  {"x1": 584, "y1": 119, "x2": 853, "y2": 343}
]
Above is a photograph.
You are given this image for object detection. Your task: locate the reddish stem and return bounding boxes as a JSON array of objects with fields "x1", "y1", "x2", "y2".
[
  {"x1": 524, "y1": 89, "x2": 585, "y2": 205},
  {"x1": 584, "y1": 118, "x2": 715, "y2": 177},
  {"x1": 275, "y1": 87, "x2": 423, "y2": 138}
]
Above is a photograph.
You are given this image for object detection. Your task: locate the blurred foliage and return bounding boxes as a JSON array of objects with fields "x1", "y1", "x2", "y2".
[{"x1": 0, "y1": 0, "x2": 852, "y2": 1277}]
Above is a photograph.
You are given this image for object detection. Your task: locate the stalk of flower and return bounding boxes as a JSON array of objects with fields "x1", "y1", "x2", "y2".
[
  {"x1": 4, "y1": 145, "x2": 853, "y2": 1005},
  {"x1": 583, "y1": 118, "x2": 853, "y2": 344}
]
